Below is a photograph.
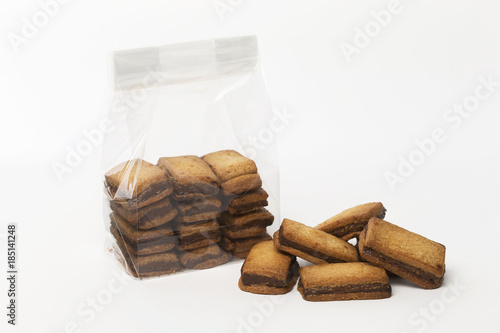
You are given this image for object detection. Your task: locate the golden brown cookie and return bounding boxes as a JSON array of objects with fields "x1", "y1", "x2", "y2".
[
  {"x1": 201, "y1": 150, "x2": 257, "y2": 182},
  {"x1": 110, "y1": 225, "x2": 175, "y2": 256},
  {"x1": 221, "y1": 174, "x2": 262, "y2": 195},
  {"x1": 219, "y1": 232, "x2": 272, "y2": 252},
  {"x1": 105, "y1": 159, "x2": 173, "y2": 209},
  {"x1": 218, "y1": 208, "x2": 274, "y2": 229},
  {"x1": 221, "y1": 225, "x2": 268, "y2": 239},
  {"x1": 315, "y1": 202, "x2": 386, "y2": 240},
  {"x1": 177, "y1": 211, "x2": 221, "y2": 224},
  {"x1": 177, "y1": 220, "x2": 221, "y2": 250},
  {"x1": 202, "y1": 150, "x2": 262, "y2": 194},
  {"x1": 176, "y1": 197, "x2": 222, "y2": 215},
  {"x1": 274, "y1": 218, "x2": 359, "y2": 265},
  {"x1": 173, "y1": 192, "x2": 211, "y2": 203},
  {"x1": 239, "y1": 241, "x2": 300, "y2": 295},
  {"x1": 157, "y1": 156, "x2": 220, "y2": 195},
  {"x1": 179, "y1": 245, "x2": 230, "y2": 269},
  {"x1": 226, "y1": 188, "x2": 269, "y2": 215},
  {"x1": 297, "y1": 262, "x2": 391, "y2": 301},
  {"x1": 112, "y1": 230, "x2": 182, "y2": 278},
  {"x1": 110, "y1": 196, "x2": 177, "y2": 230},
  {"x1": 110, "y1": 213, "x2": 175, "y2": 243},
  {"x1": 358, "y1": 217, "x2": 446, "y2": 289}
]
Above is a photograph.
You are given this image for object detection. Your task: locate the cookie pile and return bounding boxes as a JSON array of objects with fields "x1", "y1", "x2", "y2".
[
  {"x1": 106, "y1": 160, "x2": 182, "y2": 277},
  {"x1": 239, "y1": 202, "x2": 446, "y2": 301},
  {"x1": 202, "y1": 150, "x2": 274, "y2": 258},
  {"x1": 105, "y1": 150, "x2": 274, "y2": 278}
]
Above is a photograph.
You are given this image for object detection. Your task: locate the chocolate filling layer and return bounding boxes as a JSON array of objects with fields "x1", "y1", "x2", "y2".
[
  {"x1": 179, "y1": 206, "x2": 220, "y2": 216},
  {"x1": 178, "y1": 230, "x2": 221, "y2": 245},
  {"x1": 328, "y1": 212, "x2": 384, "y2": 237},
  {"x1": 299, "y1": 281, "x2": 391, "y2": 296},
  {"x1": 111, "y1": 221, "x2": 175, "y2": 244},
  {"x1": 136, "y1": 260, "x2": 181, "y2": 274},
  {"x1": 363, "y1": 246, "x2": 443, "y2": 286},
  {"x1": 278, "y1": 228, "x2": 345, "y2": 263},
  {"x1": 111, "y1": 181, "x2": 171, "y2": 204},
  {"x1": 172, "y1": 182, "x2": 219, "y2": 196},
  {"x1": 241, "y1": 258, "x2": 299, "y2": 288},
  {"x1": 330, "y1": 222, "x2": 366, "y2": 237},
  {"x1": 117, "y1": 230, "x2": 176, "y2": 252},
  {"x1": 228, "y1": 200, "x2": 268, "y2": 213},
  {"x1": 223, "y1": 218, "x2": 274, "y2": 231}
]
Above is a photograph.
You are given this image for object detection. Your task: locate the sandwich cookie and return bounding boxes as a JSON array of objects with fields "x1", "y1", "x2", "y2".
[
  {"x1": 105, "y1": 159, "x2": 173, "y2": 210},
  {"x1": 239, "y1": 241, "x2": 300, "y2": 295},
  {"x1": 110, "y1": 196, "x2": 177, "y2": 230},
  {"x1": 157, "y1": 155, "x2": 220, "y2": 196},
  {"x1": 225, "y1": 188, "x2": 269, "y2": 215},
  {"x1": 315, "y1": 202, "x2": 386, "y2": 240},
  {"x1": 177, "y1": 220, "x2": 221, "y2": 250},
  {"x1": 298, "y1": 262, "x2": 391, "y2": 301},
  {"x1": 358, "y1": 217, "x2": 446, "y2": 289},
  {"x1": 274, "y1": 218, "x2": 359, "y2": 265},
  {"x1": 179, "y1": 244, "x2": 230, "y2": 269},
  {"x1": 202, "y1": 150, "x2": 262, "y2": 195}
]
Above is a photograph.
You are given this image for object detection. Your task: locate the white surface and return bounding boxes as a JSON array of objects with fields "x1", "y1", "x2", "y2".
[{"x1": 1, "y1": 0, "x2": 499, "y2": 332}]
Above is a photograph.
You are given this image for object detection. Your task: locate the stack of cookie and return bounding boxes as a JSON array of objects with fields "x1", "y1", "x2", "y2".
[
  {"x1": 157, "y1": 156, "x2": 230, "y2": 269},
  {"x1": 202, "y1": 150, "x2": 274, "y2": 258},
  {"x1": 105, "y1": 159, "x2": 182, "y2": 278}
]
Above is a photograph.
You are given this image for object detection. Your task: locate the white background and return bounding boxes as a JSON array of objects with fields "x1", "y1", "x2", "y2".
[{"x1": 1, "y1": 0, "x2": 500, "y2": 332}]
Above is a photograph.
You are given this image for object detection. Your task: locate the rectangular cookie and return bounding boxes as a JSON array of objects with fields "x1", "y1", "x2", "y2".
[
  {"x1": 201, "y1": 150, "x2": 257, "y2": 182},
  {"x1": 105, "y1": 159, "x2": 173, "y2": 209},
  {"x1": 218, "y1": 208, "x2": 274, "y2": 229},
  {"x1": 112, "y1": 229, "x2": 182, "y2": 278},
  {"x1": 110, "y1": 224, "x2": 175, "y2": 256},
  {"x1": 176, "y1": 197, "x2": 222, "y2": 216},
  {"x1": 110, "y1": 196, "x2": 178, "y2": 230},
  {"x1": 177, "y1": 211, "x2": 221, "y2": 224},
  {"x1": 358, "y1": 217, "x2": 446, "y2": 289},
  {"x1": 220, "y1": 224, "x2": 268, "y2": 239},
  {"x1": 110, "y1": 213, "x2": 175, "y2": 244},
  {"x1": 173, "y1": 192, "x2": 211, "y2": 204},
  {"x1": 315, "y1": 202, "x2": 386, "y2": 240},
  {"x1": 157, "y1": 156, "x2": 220, "y2": 196},
  {"x1": 177, "y1": 220, "x2": 221, "y2": 250},
  {"x1": 220, "y1": 174, "x2": 262, "y2": 195},
  {"x1": 239, "y1": 241, "x2": 300, "y2": 295},
  {"x1": 119, "y1": 250, "x2": 182, "y2": 278},
  {"x1": 297, "y1": 262, "x2": 391, "y2": 301},
  {"x1": 202, "y1": 150, "x2": 262, "y2": 194},
  {"x1": 226, "y1": 188, "x2": 269, "y2": 215},
  {"x1": 274, "y1": 218, "x2": 359, "y2": 265},
  {"x1": 179, "y1": 244, "x2": 230, "y2": 269},
  {"x1": 219, "y1": 233, "x2": 272, "y2": 252}
]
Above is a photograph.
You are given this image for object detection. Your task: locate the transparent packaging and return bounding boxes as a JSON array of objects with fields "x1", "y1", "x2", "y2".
[{"x1": 101, "y1": 36, "x2": 279, "y2": 278}]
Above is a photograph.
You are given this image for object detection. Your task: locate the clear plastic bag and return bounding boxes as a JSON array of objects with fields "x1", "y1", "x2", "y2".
[{"x1": 101, "y1": 36, "x2": 279, "y2": 278}]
